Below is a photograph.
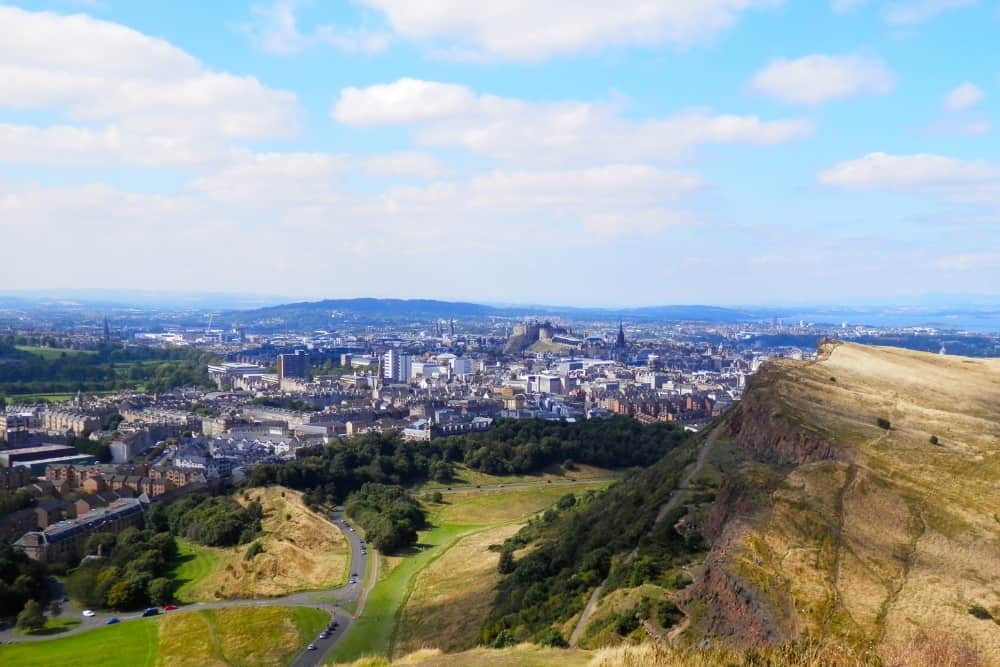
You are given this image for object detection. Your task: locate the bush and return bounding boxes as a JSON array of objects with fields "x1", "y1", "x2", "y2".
[
  {"x1": 929, "y1": 435, "x2": 940, "y2": 445},
  {"x1": 876, "y1": 418, "x2": 892, "y2": 430},
  {"x1": 968, "y1": 603, "x2": 992, "y2": 620},
  {"x1": 431, "y1": 491, "x2": 444, "y2": 504},
  {"x1": 244, "y1": 541, "x2": 265, "y2": 561},
  {"x1": 533, "y1": 626, "x2": 568, "y2": 647},
  {"x1": 657, "y1": 601, "x2": 683, "y2": 628},
  {"x1": 16, "y1": 599, "x2": 45, "y2": 632}
]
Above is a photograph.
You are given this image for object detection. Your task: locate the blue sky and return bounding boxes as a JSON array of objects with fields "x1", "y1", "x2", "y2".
[{"x1": 0, "y1": 0, "x2": 997, "y2": 306}]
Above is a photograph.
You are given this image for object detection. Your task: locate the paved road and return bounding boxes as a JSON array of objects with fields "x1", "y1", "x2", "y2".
[{"x1": 0, "y1": 510, "x2": 371, "y2": 667}]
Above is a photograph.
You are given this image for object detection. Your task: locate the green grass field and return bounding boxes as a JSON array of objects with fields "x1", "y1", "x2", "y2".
[
  {"x1": 168, "y1": 538, "x2": 219, "y2": 603},
  {"x1": 329, "y1": 481, "x2": 614, "y2": 663},
  {"x1": 15, "y1": 346, "x2": 95, "y2": 359},
  {"x1": 0, "y1": 606, "x2": 327, "y2": 667},
  {"x1": 0, "y1": 617, "x2": 161, "y2": 667}
]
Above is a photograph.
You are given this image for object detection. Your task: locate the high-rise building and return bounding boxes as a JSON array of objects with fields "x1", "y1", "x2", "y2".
[
  {"x1": 277, "y1": 350, "x2": 310, "y2": 380},
  {"x1": 382, "y1": 350, "x2": 412, "y2": 383}
]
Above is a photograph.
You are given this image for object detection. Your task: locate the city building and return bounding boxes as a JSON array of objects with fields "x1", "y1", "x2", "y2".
[
  {"x1": 277, "y1": 350, "x2": 310, "y2": 381},
  {"x1": 382, "y1": 350, "x2": 413, "y2": 383},
  {"x1": 14, "y1": 496, "x2": 148, "y2": 562}
]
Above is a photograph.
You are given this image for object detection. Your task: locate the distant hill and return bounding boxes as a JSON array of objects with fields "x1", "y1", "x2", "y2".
[
  {"x1": 224, "y1": 298, "x2": 757, "y2": 329},
  {"x1": 482, "y1": 342, "x2": 1000, "y2": 662}
]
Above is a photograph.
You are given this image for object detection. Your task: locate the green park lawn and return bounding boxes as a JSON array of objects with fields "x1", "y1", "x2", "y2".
[
  {"x1": 14, "y1": 346, "x2": 95, "y2": 359},
  {"x1": 0, "y1": 617, "x2": 161, "y2": 667}
]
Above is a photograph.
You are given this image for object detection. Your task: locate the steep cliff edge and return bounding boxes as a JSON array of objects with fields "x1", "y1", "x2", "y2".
[{"x1": 684, "y1": 342, "x2": 1000, "y2": 660}]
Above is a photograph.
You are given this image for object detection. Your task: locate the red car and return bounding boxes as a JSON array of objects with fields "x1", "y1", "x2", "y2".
[{"x1": 164, "y1": 604, "x2": 178, "y2": 611}]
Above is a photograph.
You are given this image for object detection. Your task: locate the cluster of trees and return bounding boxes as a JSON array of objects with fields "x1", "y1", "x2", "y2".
[
  {"x1": 453, "y1": 417, "x2": 687, "y2": 474},
  {"x1": 482, "y1": 434, "x2": 705, "y2": 646},
  {"x1": 0, "y1": 543, "x2": 49, "y2": 620},
  {"x1": 65, "y1": 527, "x2": 177, "y2": 610},
  {"x1": 344, "y1": 483, "x2": 426, "y2": 553},
  {"x1": 0, "y1": 337, "x2": 217, "y2": 396},
  {"x1": 148, "y1": 493, "x2": 262, "y2": 547},
  {"x1": 250, "y1": 417, "x2": 687, "y2": 508},
  {"x1": 0, "y1": 488, "x2": 35, "y2": 517}
]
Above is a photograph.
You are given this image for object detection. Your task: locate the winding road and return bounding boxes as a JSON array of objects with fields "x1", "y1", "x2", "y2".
[{"x1": 0, "y1": 509, "x2": 371, "y2": 667}]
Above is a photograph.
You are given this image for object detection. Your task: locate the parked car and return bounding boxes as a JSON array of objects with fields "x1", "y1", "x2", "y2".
[
  {"x1": 82, "y1": 609, "x2": 95, "y2": 617},
  {"x1": 105, "y1": 617, "x2": 120, "y2": 625},
  {"x1": 164, "y1": 604, "x2": 178, "y2": 611},
  {"x1": 141, "y1": 607, "x2": 159, "y2": 617}
]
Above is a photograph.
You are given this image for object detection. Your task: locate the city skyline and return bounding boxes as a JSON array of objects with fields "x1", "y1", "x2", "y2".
[{"x1": 1, "y1": 1, "x2": 998, "y2": 304}]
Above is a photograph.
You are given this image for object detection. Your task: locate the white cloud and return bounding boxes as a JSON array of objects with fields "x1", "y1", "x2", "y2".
[
  {"x1": 819, "y1": 152, "x2": 1000, "y2": 205},
  {"x1": 335, "y1": 79, "x2": 477, "y2": 126},
  {"x1": 748, "y1": 54, "x2": 896, "y2": 105},
  {"x1": 242, "y1": 0, "x2": 390, "y2": 55},
  {"x1": 943, "y1": 82, "x2": 985, "y2": 111},
  {"x1": 0, "y1": 6, "x2": 298, "y2": 167},
  {"x1": 334, "y1": 78, "x2": 812, "y2": 165},
  {"x1": 360, "y1": 152, "x2": 447, "y2": 178},
  {"x1": 357, "y1": 0, "x2": 781, "y2": 61},
  {"x1": 190, "y1": 153, "x2": 344, "y2": 205},
  {"x1": 882, "y1": 0, "x2": 976, "y2": 24}
]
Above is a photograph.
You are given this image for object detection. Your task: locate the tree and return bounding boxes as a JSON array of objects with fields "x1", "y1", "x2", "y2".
[
  {"x1": 16, "y1": 600, "x2": 45, "y2": 632},
  {"x1": 497, "y1": 548, "x2": 515, "y2": 575},
  {"x1": 147, "y1": 578, "x2": 173, "y2": 606},
  {"x1": 106, "y1": 580, "x2": 140, "y2": 610}
]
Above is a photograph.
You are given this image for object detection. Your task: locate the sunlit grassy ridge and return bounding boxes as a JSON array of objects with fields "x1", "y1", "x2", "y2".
[
  {"x1": 703, "y1": 342, "x2": 1000, "y2": 658},
  {"x1": 170, "y1": 486, "x2": 349, "y2": 601}
]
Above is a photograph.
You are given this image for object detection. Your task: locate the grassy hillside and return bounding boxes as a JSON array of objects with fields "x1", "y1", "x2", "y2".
[
  {"x1": 683, "y1": 341, "x2": 1000, "y2": 660},
  {"x1": 170, "y1": 486, "x2": 348, "y2": 601},
  {"x1": 329, "y1": 482, "x2": 615, "y2": 664},
  {"x1": 0, "y1": 606, "x2": 325, "y2": 667}
]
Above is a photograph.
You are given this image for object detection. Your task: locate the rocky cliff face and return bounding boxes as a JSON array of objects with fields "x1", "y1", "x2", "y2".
[
  {"x1": 685, "y1": 378, "x2": 843, "y2": 647},
  {"x1": 726, "y1": 384, "x2": 845, "y2": 467}
]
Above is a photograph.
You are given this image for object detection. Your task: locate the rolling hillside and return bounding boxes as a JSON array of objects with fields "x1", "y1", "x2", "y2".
[{"x1": 478, "y1": 341, "x2": 999, "y2": 665}]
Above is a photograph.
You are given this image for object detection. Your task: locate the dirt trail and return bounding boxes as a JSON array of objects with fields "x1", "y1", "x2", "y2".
[{"x1": 568, "y1": 432, "x2": 718, "y2": 647}]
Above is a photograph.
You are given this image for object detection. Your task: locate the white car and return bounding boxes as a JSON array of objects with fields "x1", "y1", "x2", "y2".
[{"x1": 82, "y1": 610, "x2": 96, "y2": 617}]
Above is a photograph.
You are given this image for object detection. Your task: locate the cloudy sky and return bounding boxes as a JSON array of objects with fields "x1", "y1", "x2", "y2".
[{"x1": 1, "y1": 1, "x2": 998, "y2": 306}]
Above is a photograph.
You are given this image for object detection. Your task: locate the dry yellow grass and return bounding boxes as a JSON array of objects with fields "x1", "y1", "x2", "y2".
[
  {"x1": 588, "y1": 633, "x2": 989, "y2": 667},
  {"x1": 335, "y1": 643, "x2": 592, "y2": 666},
  {"x1": 394, "y1": 524, "x2": 521, "y2": 657},
  {"x1": 185, "y1": 486, "x2": 349, "y2": 600},
  {"x1": 710, "y1": 342, "x2": 1000, "y2": 660},
  {"x1": 157, "y1": 606, "x2": 327, "y2": 667}
]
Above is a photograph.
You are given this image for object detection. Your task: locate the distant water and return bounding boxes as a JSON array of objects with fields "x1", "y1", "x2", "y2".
[{"x1": 782, "y1": 309, "x2": 1000, "y2": 334}]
